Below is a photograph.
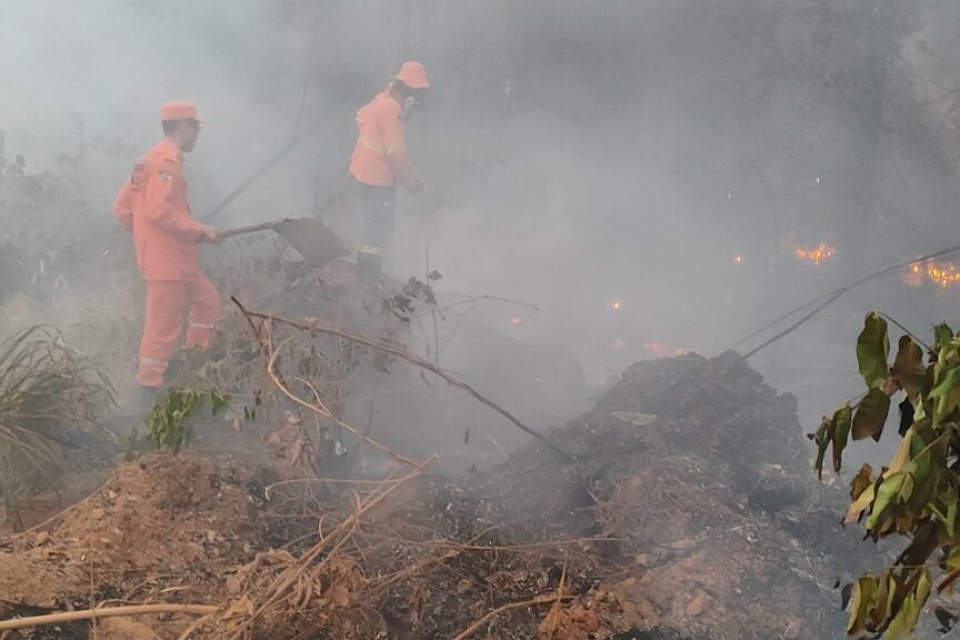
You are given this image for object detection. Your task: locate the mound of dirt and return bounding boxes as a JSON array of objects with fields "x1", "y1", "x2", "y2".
[
  {"x1": 453, "y1": 350, "x2": 883, "y2": 639},
  {"x1": 0, "y1": 455, "x2": 276, "y2": 608},
  {"x1": 0, "y1": 352, "x2": 889, "y2": 640}
]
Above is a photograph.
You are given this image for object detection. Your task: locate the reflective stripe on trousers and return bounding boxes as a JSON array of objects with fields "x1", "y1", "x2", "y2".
[{"x1": 137, "y1": 273, "x2": 221, "y2": 388}]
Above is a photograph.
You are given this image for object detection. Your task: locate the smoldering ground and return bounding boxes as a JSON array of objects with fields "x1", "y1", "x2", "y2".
[{"x1": 3, "y1": 0, "x2": 960, "y2": 494}]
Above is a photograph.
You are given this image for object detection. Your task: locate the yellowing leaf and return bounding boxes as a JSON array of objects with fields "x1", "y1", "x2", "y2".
[
  {"x1": 887, "y1": 569, "x2": 931, "y2": 640},
  {"x1": 888, "y1": 429, "x2": 914, "y2": 475},
  {"x1": 850, "y1": 464, "x2": 874, "y2": 501},
  {"x1": 867, "y1": 472, "x2": 907, "y2": 531},
  {"x1": 852, "y1": 388, "x2": 891, "y2": 442},
  {"x1": 892, "y1": 335, "x2": 927, "y2": 398},
  {"x1": 848, "y1": 575, "x2": 880, "y2": 635}
]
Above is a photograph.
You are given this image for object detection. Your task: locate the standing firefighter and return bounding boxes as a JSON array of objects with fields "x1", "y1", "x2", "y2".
[
  {"x1": 114, "y1": 102, "x2": 219, "y2": 399},
  {"x1": 349, "y1": 61, "x2": 430, "y2": 285}
]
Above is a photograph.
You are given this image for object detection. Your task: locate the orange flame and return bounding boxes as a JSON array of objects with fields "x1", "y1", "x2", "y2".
[
  {"x1": 924, "y1": 261, "x2": 960, "y2": 288},
  {"x1": 610, "y1": 300, "x2": 622, "y2": 312},
  {"x1": 794, "y1": 242, "x2": 836, "y2": 265},
  {"x1": 733, "y1": 254, "x2": 744, "y2": 265}
]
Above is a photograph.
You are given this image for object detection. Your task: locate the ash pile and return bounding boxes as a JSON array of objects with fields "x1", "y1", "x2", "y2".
[{"x1": 460, "y1": 351, "x2": 891, "y2": 639}]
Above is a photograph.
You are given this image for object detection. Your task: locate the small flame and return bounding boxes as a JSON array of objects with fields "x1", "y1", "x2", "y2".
[
  {"x1": 925, "y1": 261, "x2": 960, "y2": 288},
  {"x1": 508, "y1": 316, "x2": 523, "y2": 327},
  {"x1": 644, "y1": 340, "x2": 666, "y2": 355},
  {"x1": 733, "y1": 254, "x2": 744, "y2": 265},
  {"x1": 610, "y1": 300, "x2": 622, "y2": 312},
  {"x1": 900, "y1": 260, "x2": 960, "y2": 288},
  {"x1": 609, "y1": 338, "x2": 627, "y2": 351},
  {"x1": 794, "y1": 242, "x2": 836, "y2": 265}
]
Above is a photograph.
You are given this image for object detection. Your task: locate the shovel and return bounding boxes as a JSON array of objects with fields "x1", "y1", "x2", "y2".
[{"x1": 217, "y1": 218, "x2": 351, "y2": 267}]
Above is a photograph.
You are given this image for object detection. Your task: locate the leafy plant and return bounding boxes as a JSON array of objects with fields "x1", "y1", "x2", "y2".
[
  {"x1": 146, "y1": 388, "x2": 228, "y2": 453},
  {"x1": 814, "y1": 311, "x2": 960, "y2": 636}
]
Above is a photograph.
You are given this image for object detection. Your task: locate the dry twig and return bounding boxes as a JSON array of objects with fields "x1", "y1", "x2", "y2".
[
  {"x1": 231, "y1": 297, "x2": 572, "y2": 459},
  {"x1": 450, "y1": 594, "x2": 572, "y2": 640},
  {"x1": 0, "y1": 603, "x2": 218, "y2": 632}
]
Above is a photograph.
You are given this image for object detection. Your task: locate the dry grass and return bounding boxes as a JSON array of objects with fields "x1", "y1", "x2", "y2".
[{"x1": 0, "y1": 326, "x2": 111, "y2": 527}]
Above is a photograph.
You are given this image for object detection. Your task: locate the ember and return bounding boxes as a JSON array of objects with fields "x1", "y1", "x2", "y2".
[
  {"x1": 900, "y1": 260, "x2": 960, "y2": 288},
  {"x1": 793, "y1": 242, "x2": 835, "y2": 265},
  {"x1": 924, "y1": 260, "x2": 960, "y2": 288}
]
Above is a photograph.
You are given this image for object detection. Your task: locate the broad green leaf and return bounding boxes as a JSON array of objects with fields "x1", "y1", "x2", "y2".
[
  {"x1": 857, "y1": 312, "x2": 890, "y2": 390},
  {"x1": 867, "y1": 471, "x2": 906, "y2": 531},
  {"x1": 930, "y1": 366, "x2": 960, "y2": 423},
  {"x1": 936, "y1": 323, "x2": 955, "y2": 369},
  {"x1": 831, "y1": 404, "x2": 853, "y2": 472},
  {"x1": 892, "y1": 335, "x2": 927, "y2": 398},
  {"x1": 852, "y1": 388, "x2": 891, "y2": 442}
]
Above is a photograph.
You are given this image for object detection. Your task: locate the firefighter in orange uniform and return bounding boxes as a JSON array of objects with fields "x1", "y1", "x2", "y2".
[
  {"x1": 114, "y1": 102, "x2": 219, "y2": 398},
  {"x1": 348, "y1": 61, "x2": 430, "y2": 284}
]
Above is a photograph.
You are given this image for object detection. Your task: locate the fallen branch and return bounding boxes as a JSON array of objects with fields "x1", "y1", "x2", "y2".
[
  {"x1": 268, "y1": 337, "x2": 418, "y2": 468},
  {"x1": 231, "y1": 297, "x2": 573, "y2": 460},
  {"x1": 451, "y1": 594, "x2": 572, "y2": 640},
  {"x1": 0, "y1": 603, "x2": 218, "y2": 632}
]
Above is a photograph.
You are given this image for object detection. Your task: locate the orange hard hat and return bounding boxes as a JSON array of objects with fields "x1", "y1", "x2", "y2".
[
  {"x1": 395, "y1": 61, "x2": 430, "y2": 89},
  {"x1": 160, "y1": 101, "x2": 200, "y2": 122}
]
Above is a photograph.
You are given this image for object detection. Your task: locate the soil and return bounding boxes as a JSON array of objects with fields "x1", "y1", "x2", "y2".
[{"x1": 0, "y1": 350, "x2": 906, "y2": 639}]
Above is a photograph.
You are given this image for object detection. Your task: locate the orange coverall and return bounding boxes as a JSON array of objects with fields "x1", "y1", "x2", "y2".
[
  {"x1": 114, "y1": 138, "x2": 220, "y2": 388},
  {"x1": 349, "y1": 89, "x2": 410, "y2": 189}
]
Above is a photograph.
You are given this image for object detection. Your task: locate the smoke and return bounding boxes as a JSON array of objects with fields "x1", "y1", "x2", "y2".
[{"x1": 4, "y1": 1, "x2": 960, "y2": 444}]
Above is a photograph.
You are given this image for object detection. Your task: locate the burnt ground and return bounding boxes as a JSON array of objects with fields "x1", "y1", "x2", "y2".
[{"x1": 0, "y1": 347, "x2": 921, "y2": 639}]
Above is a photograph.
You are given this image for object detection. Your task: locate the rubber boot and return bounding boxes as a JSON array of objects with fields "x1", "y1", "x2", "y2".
[{"x1": 357, "y1": 246, "x2": 383, "y2": 305}]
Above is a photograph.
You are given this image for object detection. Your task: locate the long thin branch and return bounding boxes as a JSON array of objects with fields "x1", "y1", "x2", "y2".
[
  {"x1": 450, "y1": 594, "x2": 572, "y2": 640},
  {"x1": 231, "y1": 297, "x2": 573, "y2": 460},
  {"x1": 267, "y1": 338, "x2": 417, "y2": 468},
  {"x1": 0, "y1": 603, "x2": 218, "y2": 632}
]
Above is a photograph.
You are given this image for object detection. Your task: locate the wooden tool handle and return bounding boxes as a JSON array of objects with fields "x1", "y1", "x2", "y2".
[{"x1": 217, "y1": 221, "x2": 280, "y2": 240}]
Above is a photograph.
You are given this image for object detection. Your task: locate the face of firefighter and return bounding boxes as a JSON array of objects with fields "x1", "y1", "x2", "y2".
[
  {"x1": 177, "y1": 119, "x2": 201, "y2": 153},
  {"x1": 401, "y1": 89, "x2": 426, "y2": 121}
]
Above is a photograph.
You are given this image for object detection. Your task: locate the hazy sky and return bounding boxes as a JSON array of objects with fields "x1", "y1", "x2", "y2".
[{"x1": 3, "y1": 0, "x2": 960, "y2": 414}]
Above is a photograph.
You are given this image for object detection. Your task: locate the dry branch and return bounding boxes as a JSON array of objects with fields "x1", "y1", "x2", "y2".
[
  {"x1": 267, "y1": 337, "x2": 418, "y2": 468},
  {"x1": 450, "y1": 594, "x2": 572, "y2": 640},
  {"x1": 231, "y1": 297, "x2": 573, "y2": 459},
  {"x1": 0, "y1": 603, "x2": 218, "y2": 632}
]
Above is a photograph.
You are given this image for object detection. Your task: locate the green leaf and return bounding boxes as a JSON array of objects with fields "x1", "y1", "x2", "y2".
[
  {"x1": 892, "y1": 335, "x2": 927, "y2": 398},
  {"x1": 930, "y1": 366, "x2": 960, "y2": 423},
  {"x1": 857, "y1": 312, "x2": 890, "y2": 390},
  {"x1": 831, "y1": 404, "x2": 852, "y2": 472},
  {"x1": 867, "y1": 471, "x2": 906, "y2": 531},
  {"x1": 812, "y1": 416, "x2": 832, "y2": 480},
  {"x1": 936, "y1": 323, "x2": 955, "y2": 364},
  {"x1": 852, "y1": 388, "x2": 891, "y2": 442}
]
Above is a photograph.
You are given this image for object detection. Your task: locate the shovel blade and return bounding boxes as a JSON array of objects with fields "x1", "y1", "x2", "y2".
[{"x1": 274, "y1": 218, "x2": 350, "y2": 266}]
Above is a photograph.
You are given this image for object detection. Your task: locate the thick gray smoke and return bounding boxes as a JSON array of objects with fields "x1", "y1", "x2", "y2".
[{"x1": 4, "y1": 1, "x2": 960, "y2": 446}]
